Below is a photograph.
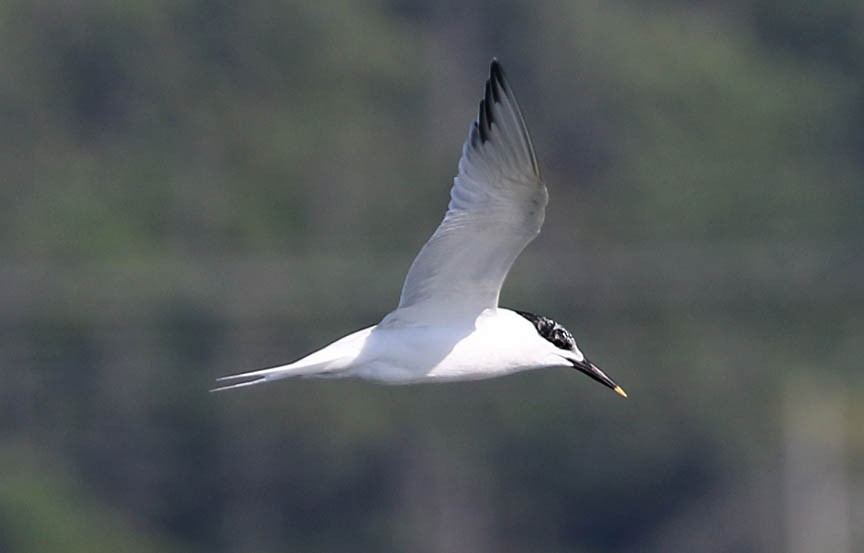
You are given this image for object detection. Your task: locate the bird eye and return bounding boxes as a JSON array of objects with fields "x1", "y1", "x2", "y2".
[{"x1": 552, "y1": 328, "x2": 571, "y2": 349}]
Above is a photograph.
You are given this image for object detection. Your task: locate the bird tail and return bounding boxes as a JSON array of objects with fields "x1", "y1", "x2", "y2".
[
  {"x1": 210, "y1": 361, "x2": 332, "y2": 392},
  {"x1": 211, "y1": 325, "x2": 374, "y2": 392}
]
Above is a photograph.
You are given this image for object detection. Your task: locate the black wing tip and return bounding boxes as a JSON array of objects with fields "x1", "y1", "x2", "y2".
[
  {"x1": 478, "y1": 59, "x2": 506, "y2": 143},
  {"x1": 477, "y1": 99, "x2": 488, "y2": 143},
  {"x1": 489, "y1": 59, "x2": 508, "y2": 92},
  {"x1": 469, "y1": 121, "x2": 481, "y2": 148},
  {"x1": 486, "y1": 58, "x2": 541, "y2": 177},
  {"x1": 483, "y1": 80, "x2": 497, "y2": 139},
  {"x1": 474, "y1": 58, "x2": 541, "y2": 177}
]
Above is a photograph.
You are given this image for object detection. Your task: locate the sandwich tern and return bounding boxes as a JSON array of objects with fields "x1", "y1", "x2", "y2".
[{"x1": 214, "y1": 60, "x2": 626, "y2": 397}]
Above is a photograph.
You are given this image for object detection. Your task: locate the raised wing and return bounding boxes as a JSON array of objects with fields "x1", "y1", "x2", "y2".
[{"x1": 392, "y1": 60, "x2": 547, "y2": 322}]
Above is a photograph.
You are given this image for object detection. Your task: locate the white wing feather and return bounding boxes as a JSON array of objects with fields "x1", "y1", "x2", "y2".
[{"x1": 391, "y1": 60, "x2": 547, "y2": 322}]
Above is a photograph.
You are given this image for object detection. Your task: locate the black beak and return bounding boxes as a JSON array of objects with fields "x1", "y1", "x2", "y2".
[{"x1": 571, "y1": 358, "x2": 627, "y2": 397}]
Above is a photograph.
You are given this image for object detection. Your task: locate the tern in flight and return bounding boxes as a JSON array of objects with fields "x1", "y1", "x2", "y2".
[{"x1": 214, "y1": 60, "x2": 626, "y2": 397}]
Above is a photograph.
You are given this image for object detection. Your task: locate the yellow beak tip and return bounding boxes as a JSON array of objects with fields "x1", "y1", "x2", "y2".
[{"x1": 613, "y1": 386, "x2": 628, "y2": 398}]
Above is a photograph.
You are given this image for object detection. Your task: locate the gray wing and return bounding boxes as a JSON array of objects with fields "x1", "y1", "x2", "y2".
[{"x1": 393, "y1": 60, "x2": 547, "y2": 322}]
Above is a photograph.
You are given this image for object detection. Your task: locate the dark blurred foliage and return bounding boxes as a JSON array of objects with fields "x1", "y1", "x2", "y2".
[{"x1": 1, "y1": 1, "x2": 862, "y2": 552}]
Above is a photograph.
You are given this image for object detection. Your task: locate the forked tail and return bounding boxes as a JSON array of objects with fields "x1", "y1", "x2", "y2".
[
  {"x1": 212, "y1": 326, "x2": 374, "y2": 391},
  {"x1": 210, "y1": 362, "x2": 329, "y2": 392}
]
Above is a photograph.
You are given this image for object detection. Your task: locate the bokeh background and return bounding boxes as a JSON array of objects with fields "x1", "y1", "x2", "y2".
[{"x1": 1, "y1": 1, "x2": 862, "y2": 552}]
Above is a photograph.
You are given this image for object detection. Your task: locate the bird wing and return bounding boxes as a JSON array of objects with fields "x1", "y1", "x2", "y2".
[{"x1": 391, "y1": 60, "x2": 547, "y2": 323}]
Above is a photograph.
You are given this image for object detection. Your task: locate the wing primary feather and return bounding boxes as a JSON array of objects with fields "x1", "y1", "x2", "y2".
[
  {"x1": 489, "y1": 72, "x2": 502, "y2": 103},
  {"x1": 469, "y1": 122, "x2": 481, "y2": 149},
  {"x1": 484, "y1": 81, "x2": 495, "y2": 131},
  {"x1": 478, "y1": 99, "x2": 489, "y2": 143},
  {"x1": 487, "y1": 60, "x2": 540, "y2": 177}
]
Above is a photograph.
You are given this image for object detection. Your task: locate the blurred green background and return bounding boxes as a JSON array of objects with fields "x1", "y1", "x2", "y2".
[{"x1": 1, "y1": 1, "x2": 862, "y2": 552}]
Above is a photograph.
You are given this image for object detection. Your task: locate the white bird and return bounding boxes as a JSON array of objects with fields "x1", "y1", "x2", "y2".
[{"x1": 213, "y1": 60, "x2": 626, "y2": 397}]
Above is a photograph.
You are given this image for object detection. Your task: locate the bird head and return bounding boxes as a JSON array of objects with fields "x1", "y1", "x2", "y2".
[{"x1": 514, "y1": 310, "x2": 626, "y2": 397}]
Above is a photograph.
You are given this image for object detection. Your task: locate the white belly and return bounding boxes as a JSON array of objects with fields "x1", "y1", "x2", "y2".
[{"x1": 348, "y1": 309, "x2": 550, "y2": 383}]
